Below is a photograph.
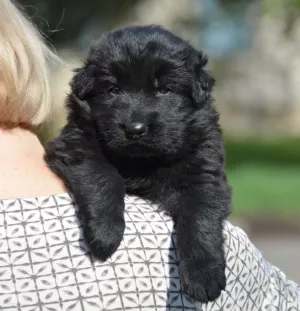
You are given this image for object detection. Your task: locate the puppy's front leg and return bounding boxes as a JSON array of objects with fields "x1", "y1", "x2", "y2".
[
  {"x1": 45, "y1": 125, "x2": 125, "y2": 261},
  {"x1": 173, "y1": 183, "x2": 230, "y2": 303}
]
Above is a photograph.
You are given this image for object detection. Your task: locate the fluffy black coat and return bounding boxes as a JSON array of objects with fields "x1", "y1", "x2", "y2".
[{"x1": 45, "y1": 25, "x2": 231, "y2": 303}]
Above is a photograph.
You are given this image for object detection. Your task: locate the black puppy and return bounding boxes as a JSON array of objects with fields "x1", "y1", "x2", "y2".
[{"x1": 45, "y1": 25, "x2": 231, "y2": 303}]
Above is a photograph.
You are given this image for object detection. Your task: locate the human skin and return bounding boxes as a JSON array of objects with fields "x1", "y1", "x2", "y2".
[{"x1": 0, "y1": 127, "x2": 66, "y2": 200}]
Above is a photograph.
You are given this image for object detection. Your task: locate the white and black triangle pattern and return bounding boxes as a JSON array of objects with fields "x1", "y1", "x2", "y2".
[{"x1": 0, "y1": 194, "x2": 299, "y2": 310}]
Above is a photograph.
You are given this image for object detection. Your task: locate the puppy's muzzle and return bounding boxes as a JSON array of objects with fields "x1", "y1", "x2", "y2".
[{"x1": 124, "y1": 122, "x2": 148, "y2": 140}]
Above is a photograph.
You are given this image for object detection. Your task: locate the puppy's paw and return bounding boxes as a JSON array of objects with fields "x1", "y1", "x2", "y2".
[
  {"x1": 179, "y1": 258, "x2": 226, "y2": 303},
  {"x1": 83, "y1": 218, "x2": 125, "y2": 261}
]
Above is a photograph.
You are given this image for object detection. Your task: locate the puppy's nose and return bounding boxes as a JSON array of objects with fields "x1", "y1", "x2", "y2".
[{"x1": 125, "y1": 122, "x2": 148, "y2": 139}]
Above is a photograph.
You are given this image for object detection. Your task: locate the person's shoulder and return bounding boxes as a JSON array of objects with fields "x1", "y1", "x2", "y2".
[{"x1": 0, "y1": 192, "x2": 74, "y2": 209}]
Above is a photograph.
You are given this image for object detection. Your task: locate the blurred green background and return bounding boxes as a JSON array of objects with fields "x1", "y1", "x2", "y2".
[{"x1": 19, "y1": 0, "x2": 300, "y2": 219}]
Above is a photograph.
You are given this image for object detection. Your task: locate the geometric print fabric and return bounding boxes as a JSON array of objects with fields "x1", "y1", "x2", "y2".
[
  {"x1": 206, "y1": 221, "x2": 300, "y2": 311},
  {"x1": 0, "y1": 193, "x2": 299, "y2": 310}
]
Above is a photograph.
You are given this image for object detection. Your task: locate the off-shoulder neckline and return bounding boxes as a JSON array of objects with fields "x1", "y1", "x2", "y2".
[{"x1": 0, "y1": 192, "x2": 72, "y2": 203}]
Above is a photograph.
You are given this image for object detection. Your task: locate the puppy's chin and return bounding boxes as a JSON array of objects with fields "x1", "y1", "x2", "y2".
[
  {"x1": 118, "y1": 143, "x2": 163, "y2": 158},
  {"x1": 102, "y1": 137, "x2": 183, "y2": 160}
]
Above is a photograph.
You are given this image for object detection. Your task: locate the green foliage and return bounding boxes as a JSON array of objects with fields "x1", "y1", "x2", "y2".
[
  {"x1": 228, "y1": 164, "x2": 300, "y2": 216},
  {"x1": 225, "y1": 138, "x2": 300, "y2": 168},
  {"x1": 289, "y1": 0, "x2": 300, "y2": 9},
  {"x1": 263, "y1": 0, "x2": 300, "y2": 12},
  {"x1": 225, "y1": 138, "x2": 300, "y2": 216},
  {"x1": 262, "y1": 0, "x2": 300, "y2": 32}
]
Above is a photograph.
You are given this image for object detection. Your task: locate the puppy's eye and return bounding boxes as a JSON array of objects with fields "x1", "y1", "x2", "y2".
[
  {"x1": 157, "y1": 86, "x2": 170, "y2": 95},
  {"x1": 109, "y1": 85, "x2": 121, "y2": 95}
]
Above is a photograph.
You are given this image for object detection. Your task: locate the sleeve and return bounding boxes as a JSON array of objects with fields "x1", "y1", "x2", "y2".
[{"x1": 195, "y1": 221, "x2": 300, "y2": 311}]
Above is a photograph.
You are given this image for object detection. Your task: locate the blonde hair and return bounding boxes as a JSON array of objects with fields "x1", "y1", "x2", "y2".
[{"x1": 0, "y1": 0, "x2": 61, "y2": 127}]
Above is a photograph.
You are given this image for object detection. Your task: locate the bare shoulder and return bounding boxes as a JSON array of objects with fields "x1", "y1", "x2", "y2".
[
  {"x1": 0, "y1": 129, "x2": 67, "y2": 200},
  {"x1": 0, "y1": 157, "x2": 67, "y2": 200}
]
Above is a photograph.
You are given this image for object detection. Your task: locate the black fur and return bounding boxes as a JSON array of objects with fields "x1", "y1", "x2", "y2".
[{"x1": 45, "y1": 25, "x2": 231, "y2": 303}]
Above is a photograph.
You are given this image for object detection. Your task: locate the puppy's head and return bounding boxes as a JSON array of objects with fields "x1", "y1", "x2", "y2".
[{"x1": 71, "y1": 25, "x2": 215, "y2": 159}]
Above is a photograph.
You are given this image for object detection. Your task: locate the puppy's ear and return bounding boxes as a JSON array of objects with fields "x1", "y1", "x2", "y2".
[
  {"x1": 71, "y1": 64, "x2": 96, "y2": 100},
  {"x1": 192, "y1": 52, "x2": 215, "y2": 108}
]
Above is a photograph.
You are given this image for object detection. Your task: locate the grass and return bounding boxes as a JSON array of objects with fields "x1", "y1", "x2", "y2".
[
  {"x1": 224, "y1": 137, "x2": 300, "y2": 217},
  {"x1": 227, "y1": 163, "x2": 300, "y2": 216},
  {"x1": 225, "y1": 138, "x2": 300, "y2": 168}
]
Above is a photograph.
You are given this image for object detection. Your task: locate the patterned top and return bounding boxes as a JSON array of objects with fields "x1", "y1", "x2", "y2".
[{"x1": 0, "y1": 193, "x2": 299, "y2": 311}]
